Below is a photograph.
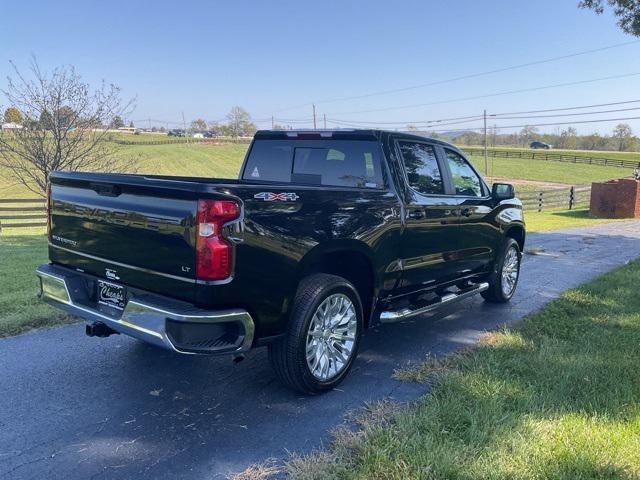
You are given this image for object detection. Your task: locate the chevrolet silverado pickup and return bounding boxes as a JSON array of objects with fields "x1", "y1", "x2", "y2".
[{"x1": 37, "y1": 130, "x2": 525, "y2": 394}]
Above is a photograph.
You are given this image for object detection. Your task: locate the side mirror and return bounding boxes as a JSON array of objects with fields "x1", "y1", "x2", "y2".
[{"x1": 492, "y1": 183, "x2": 515, "y2": 201}]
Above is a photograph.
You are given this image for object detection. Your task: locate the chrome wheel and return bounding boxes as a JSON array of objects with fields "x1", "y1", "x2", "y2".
[
  {"x1": 501, "y1": 246, "x2": 520, "y2": 297},
  {"x1": 305, "y1": 293, "x2": 358, "y2": 382}
]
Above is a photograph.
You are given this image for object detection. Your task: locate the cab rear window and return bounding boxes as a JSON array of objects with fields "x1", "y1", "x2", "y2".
[{"x1": 242, "y1": 140, "x2": 384, "y2": 188}]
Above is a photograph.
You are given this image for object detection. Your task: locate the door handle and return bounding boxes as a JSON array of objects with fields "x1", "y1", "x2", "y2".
[
  {"x1": 460, "y1": 208, "x2": 473, "y2": 217},
  {"x1": 408, "y1": 209, "x2": 425, "y2": 220}
]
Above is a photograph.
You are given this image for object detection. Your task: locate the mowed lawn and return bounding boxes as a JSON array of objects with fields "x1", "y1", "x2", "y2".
[
  {"x1": 467, "y1": 145, "x2": 640, "y2": 162},
  {"x1": 289, "y1": 259, "x2": 640, "y2": 479},
  {"x1": 0, "y1": 229, "x2": 70, "y2": 337},
  {"x1": 467, "y1": 154, "x2": 632, "y2": 185}
]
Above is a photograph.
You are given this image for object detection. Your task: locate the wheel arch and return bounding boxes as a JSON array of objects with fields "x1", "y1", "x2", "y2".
[
  {"x1": 297, "y1": 240, "x2": 378, "y2": 327},
  {"x1": 505, "y1": 223, "x2": 526, "y2": 252}
]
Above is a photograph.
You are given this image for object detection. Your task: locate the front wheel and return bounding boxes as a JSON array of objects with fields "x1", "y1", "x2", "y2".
[
  {"x1": 481, "y1": 238, "x2": 521, "y2": 303},
  {"x1": 269, "y1": 273, "x2": 363, "y2": 394}
]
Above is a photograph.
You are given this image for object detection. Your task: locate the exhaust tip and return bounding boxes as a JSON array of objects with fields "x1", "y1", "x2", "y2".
[
  {"x1": 86, "y1": 322, "x2": 118, "y2": 338},
  {"x1": 232, "y1": 353, "x2": 245, "y2": 364}
]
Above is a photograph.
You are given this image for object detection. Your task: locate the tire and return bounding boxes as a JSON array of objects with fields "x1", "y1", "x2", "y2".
[
  {"x1": 268, "y1": 273, "x2": 363, "y2": 394},
  {"x1": 481, "y1": 238, "x2": 521, "y2": 303}
]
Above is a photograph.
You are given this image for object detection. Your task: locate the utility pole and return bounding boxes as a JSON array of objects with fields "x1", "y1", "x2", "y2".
[
  {"x1": 323, "y1": 113, "x2": 327, "y2": 129},
  {"x1": 271, "y1": 115, "x2": 274, "y2": 129},
  {"x1": 182, "y1": 112, "x2": 188, "y2": 142},
  {"x1": 312, "y1": 104, "x2": 317, "y2": 130},
  {"x1": 483, "y1": 109, "x2": 488, "y2": 175}
]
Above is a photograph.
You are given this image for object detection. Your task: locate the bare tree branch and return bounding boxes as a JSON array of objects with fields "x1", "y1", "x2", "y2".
[{"x1": 0, "y1": 57, "x2": 136, "y2": 197}]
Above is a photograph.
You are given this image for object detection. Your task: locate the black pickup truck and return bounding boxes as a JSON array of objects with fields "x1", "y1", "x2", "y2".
[{"x1": 37, "y1": 130, "x2": 524, "y2": 394}]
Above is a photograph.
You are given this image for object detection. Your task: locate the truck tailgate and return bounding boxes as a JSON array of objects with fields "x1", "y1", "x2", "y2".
[{"x1": 48, "y1": 172, "x2": 207, "y2": 302}]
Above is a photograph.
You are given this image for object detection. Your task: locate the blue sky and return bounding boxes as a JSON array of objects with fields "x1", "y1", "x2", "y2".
[{"x1": 1, "y1": 0, "x2": 640, "y2": 134}]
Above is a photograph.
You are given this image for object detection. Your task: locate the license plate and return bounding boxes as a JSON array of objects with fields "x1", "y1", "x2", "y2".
[{"x1": 97, "y1": 280, "x2": 127, "y2": 310}]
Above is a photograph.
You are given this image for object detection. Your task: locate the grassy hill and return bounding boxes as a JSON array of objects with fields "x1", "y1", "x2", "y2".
[{"x1": 0, "y1": 136, "x2": 635, "y2": 199}]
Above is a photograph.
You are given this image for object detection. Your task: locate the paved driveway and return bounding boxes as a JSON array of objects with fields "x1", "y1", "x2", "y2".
[{"x1": 1, "y1": 221, "x2": 640, "y2": 480}]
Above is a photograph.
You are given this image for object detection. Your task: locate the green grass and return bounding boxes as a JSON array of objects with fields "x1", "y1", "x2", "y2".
[
  {"x1": 468, "y1": 154, "x2": 632, "y2": 186},
  {"x1": 0, "y1": 228, "x2": 72, "y2": 337},
  {"x1": 114, "y1": 142, "x2": 247, "y2": 178},
  {"x1": 524, "y1": 207, "x2": 625, "y2": 232},
  {"x1": 466, "y1": 145, "x2": 640, "y2": 162},
  {"x1": 289, "y1": 259, "x2": 640, "y2": 479}
]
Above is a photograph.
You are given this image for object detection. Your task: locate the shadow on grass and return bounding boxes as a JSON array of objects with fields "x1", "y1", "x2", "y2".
[{"x1": 324, "y1": 260, "x2": 640, "y2": 479}]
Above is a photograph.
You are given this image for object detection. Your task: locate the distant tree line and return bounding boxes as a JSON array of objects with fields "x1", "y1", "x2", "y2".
[{"x1": 430, "y1": 124, "x2": 639, "y2": 152}]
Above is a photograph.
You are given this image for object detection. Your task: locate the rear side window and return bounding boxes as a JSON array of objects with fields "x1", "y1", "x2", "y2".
[
  {"x1": 398, "y1": 141, "x2": 444, "y2": 195},
  {"x1": 243, "y1": 140, "x2": 384, "y2": 188}
]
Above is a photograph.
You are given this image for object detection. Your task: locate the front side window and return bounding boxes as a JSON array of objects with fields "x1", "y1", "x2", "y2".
[
  {"x1": 443, "y1": 149, "x2": 483, "y2": 197},
  {"x1": 398, "y1": 141, "x2": 443, "y2": 195}
]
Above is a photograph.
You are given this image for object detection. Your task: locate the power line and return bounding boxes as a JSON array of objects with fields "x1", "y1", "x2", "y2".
[
  {"x1": 490, "y1": 106, "x2": 640, "y2": 120},
  {"x1": 263, "y1": 40, "x2": 640, "y2": 113},
  {"x1": 490, "y1": 99, "x2": 640, "y2": 116},
  {"x1": 424, "y1": 115, "x2": 640, "y2": 133},
  {"x1": 327, "y1": 99, "x2": 640, "y2": 126},
  {"x1": 329, "y1": 105, "x2": 640, "y2": 129},
  {"x1": 329, "y1": 72, "x2": 640, "y2": 116}
]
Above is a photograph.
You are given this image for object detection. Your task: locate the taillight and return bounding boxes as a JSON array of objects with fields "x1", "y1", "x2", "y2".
[
  {"x1": 195, "y1": 199, "x2": 240, "y2": 281},
  {"x1": 46, "y1": 182, "x2": 52, "y2": 241}
]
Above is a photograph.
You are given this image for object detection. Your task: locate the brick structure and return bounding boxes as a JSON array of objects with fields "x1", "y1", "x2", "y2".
[{"x1": 590, "y1": 178, "x2": 640, "y2": 218}]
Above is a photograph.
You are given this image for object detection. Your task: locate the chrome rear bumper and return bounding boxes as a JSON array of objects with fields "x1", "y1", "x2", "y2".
[{"x1": 36, "y1": 264, "x2": 254, "y2": 355}]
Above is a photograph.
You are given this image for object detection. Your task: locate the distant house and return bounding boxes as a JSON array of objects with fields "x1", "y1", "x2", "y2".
[
  {"x1": 1, "y1": 122, "x2": 24, "y2": 131},
  {"x1": 117, "y1": 126, "x2": 136, "y2": 134}
]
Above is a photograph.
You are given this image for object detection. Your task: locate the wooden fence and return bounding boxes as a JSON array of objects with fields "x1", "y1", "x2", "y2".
[
  {"x1": 518, "y1": 186, "x2": 591, "y2": 212},
  {"x1": 464, "y1": 147, "x2": 640, "y2": 169},
  {"x1": 108, "y1": 136, "x2": 253, "y2": 146},
  {"x1": 0, "y1": 198, "x2": 47, "y2": 232}
]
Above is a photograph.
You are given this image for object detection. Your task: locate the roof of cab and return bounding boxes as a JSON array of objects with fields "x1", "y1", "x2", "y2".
[{"x1": 253, "y1": 129, "x2": 459, "y2": 149}]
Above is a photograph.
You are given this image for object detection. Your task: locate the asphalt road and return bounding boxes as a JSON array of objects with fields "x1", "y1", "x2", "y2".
[{"x1": 2, "y1": 221, "x2": 640, "y2": 480}]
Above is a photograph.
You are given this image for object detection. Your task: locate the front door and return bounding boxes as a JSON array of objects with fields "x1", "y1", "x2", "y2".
[{"x1": 438, "y1": 146, "x2": 501, "y2": 277}]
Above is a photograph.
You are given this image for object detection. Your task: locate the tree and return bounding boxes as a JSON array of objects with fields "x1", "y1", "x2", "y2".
[
  {"x1": 190, "y1": 118, "x2": 207, "y2": 132},
  {"x1": 580, "y1": 132, "x2": 607, "y2": 150},
  {"x1": 579, "y1": 0, "x2": 640, "y2": 36},
  {"x1": 558, "y1": 127, "x2": 578, "y2": 149},
  {"x1": 221, "y1": 106, "x2": 257, "y2": 137},
  {"x1": 519, "y1": 126, "x2": 539, "y2": 147},
  {"x1": 110, "y1": 115, "x2": 125, "y2": 129},
  {"x1": 0, "y1": 58, "x2": 136, "y2": 196},
  {"x1": 128, "y1": 120, "x2": 134, "y2": 128},
  {"x1": 612, "y1": 123, "x2": 634, "y2": 151},
  {"x1": 3, "y1": 106, "x2": 23, "y2": 124}
]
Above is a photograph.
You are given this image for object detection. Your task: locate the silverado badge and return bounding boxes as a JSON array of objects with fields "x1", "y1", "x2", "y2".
[{"x1": 254, "y1": 192, "x2": 299, "y2": 202}]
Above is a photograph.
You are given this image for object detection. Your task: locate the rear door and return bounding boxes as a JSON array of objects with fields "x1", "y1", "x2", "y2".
[
  {"x1": 394, "y1": 138, "x2": 461, "y2": 296},
  {"x1": 437, "y1": 146, "x2": 500, "y2": 277}
]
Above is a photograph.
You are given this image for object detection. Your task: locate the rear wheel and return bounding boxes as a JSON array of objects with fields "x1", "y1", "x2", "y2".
[
  {"x1": 481, "y1": 238, "x2": 521, "y2": 303},
  {"x1": 269, "y1": 273, "x2": 363, "y2": 394}
]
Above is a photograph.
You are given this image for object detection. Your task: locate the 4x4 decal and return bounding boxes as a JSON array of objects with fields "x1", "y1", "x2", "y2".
[{"x1": 254, "y1": 192, "x2": 299, "y2": 202}]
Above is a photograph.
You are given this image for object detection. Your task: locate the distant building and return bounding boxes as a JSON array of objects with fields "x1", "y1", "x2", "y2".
[{"x1": 1, "y1": 122, "x2": 24, "y2": 131}]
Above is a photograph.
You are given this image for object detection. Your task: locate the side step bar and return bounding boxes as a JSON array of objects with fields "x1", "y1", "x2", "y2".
[{"x1": 379, "y1": 282, "x2": 489, "y2": 323}]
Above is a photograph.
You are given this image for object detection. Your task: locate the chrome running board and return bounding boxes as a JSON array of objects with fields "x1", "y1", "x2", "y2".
[{"x1": 379, "y1": 282, "x2": 489, "y2": 323}]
